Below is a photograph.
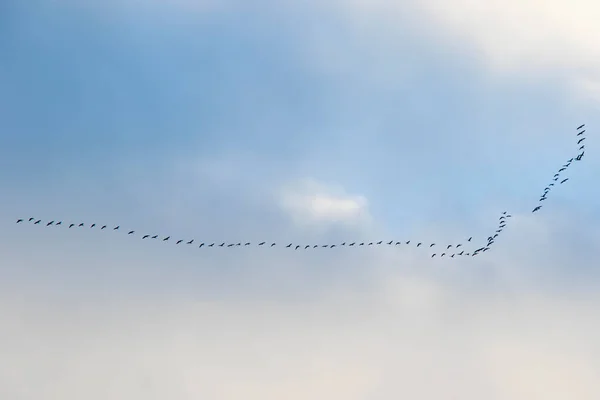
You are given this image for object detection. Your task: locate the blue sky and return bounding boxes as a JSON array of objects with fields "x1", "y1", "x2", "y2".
[{"x1": 1, "y1": 1, "x2": 600, "y2": 399}]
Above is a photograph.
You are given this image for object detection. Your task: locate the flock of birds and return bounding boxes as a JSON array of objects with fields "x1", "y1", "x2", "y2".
[{"x1": 15, "y1": 124, "x2": 588, "y2": 260}]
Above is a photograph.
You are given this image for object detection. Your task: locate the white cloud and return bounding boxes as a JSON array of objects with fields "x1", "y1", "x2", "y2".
[{"x1": 277, "y1": 178, "x2": 371, "y2": 227}]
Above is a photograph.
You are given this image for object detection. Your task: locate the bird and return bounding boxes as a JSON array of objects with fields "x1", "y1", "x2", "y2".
[
  {"x1": 227, "y1": 244, "x2": 234, "y2": 247},
  {"x1": 114, "y1": 226, "x2": 119, "y2": 230},
  {"x1": 16, "y1": 219, "x2": 23, "y2": 223},
  {"x1": 456, "y1": 244, "x2": 462, "y2": 248},
  {"x1": 532, "y1": 206, "x2": 542, "y2": 213},
  {"x1": 577, "y1": 124, "x2": 585, "y2": 130},
  {"x1": 377, "y1": 241, "x2": 383, "y2": 245},
  {"x1": 349, "y1": 242, "x2": 355, "y2": 246},
  {"x1": 560, "y1": 178, "x2": 569, "y2": 184},
  {"x1": 259, "y1": 242, "x2": 266, "y2": 246},
  {"x1": 341, "y1": 242, "x2": 346, "y2": 246},
  {"x1": 219, "y1": 242, "x2": 225, "y2": 247},
  {"x1": 305, "y1": 245, "x2": 310, "y2": 249},
  {"x1": 163, "y1": 236, "x2": 170, "y2": 241},
  {"x1": 468, "y1": 237, "x2": 472, "y2": 242},
  {"x1": 46, "y1": 221, "x2": 54, "y2": 226},
  {"x1": 199, "y1": 243, "x2": 205, "y2": 248},
  {"x1": 142, "y1": 235, "x2": 149, "y2": 239},
  {"x1": 151, "y1": 235, "x2": 158, "y2": 239},
  {"x1": 577, "y1": 130, "x2": 585, "y2": 136},
  {"x1": 387, "y1": 240, "x2": 393, "y2": 245},
  {"x1": 245, "y1": 242, "x2": 251, "y2": 246},
  {"x1": 69, "y1": 223, "x2": 75, "y2": 228},
  {"x1": 187, "y1": 240, "x2": 194, "y2": 244},
  {"x1": 295, "y1": 245, "x2": 300, "y2": 250},
  {"x1": 447, "y1": 244, "x2": 452, "y2": 249},
  {"x1": 271, "y1": 243, "x2": 276, "y2": 247},
  {"x1": 34, "y1": 220, "x2": 41, "y2": 224},
  {"x1": 368, "y1": 242, "x2": 373, "y2": 246},
  {"x1": 431, "y1": 254, "x2": 436, "y2": 257},
  {"x1": 208, "y1": 243, "x2": 214, "y2": 247},
  {"x1": 441, "y1": 253, "x2": 445, "y2": 257},
  {"x1": 578, "y1": 137, "x2": 586, "y2": 144},
  {"x1": 101, "y1": 225, "x2": 107, "y2": 229},
  {"x1": 176, "y1": 240, "x2": 183, "y2": 244},
  {"x1": 417, "y1": 242, "x2": 422, "y2": 247},
  {"x1": 395, "y1": 241, "x2": 401, "y2": 245},
  {"x1": 28, "y1": 217, "x2": 34, "y2": 222},
  {"x1": 285, "y1": 243, "x2": 291, "y2": 248},
  {"x1": 56, "y1": 221, "x2": 62, "y2": 225},
  {"x1": 128, "y1": 230, "x2": 134, "y2": 235},
  {"x1": 451, "y1": 254, "x2": 455, "y2": 258},
  {"x1": 458, "y1": 251, "x2": 464, "y2": 256},
  {"x1": 406, "y1": 241, "x2": 411, "y2": 244},
  {"x1": 430, "y1": 243, "x2": 435, "y2": 247},
  {"x1": 90, "y1": 224, "x2": 96, "y2": 228}
]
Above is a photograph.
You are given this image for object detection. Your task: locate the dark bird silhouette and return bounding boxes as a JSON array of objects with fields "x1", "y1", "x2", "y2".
[
  {"x1": 187, "y1": 240, "x2": 194, "y2": 244},
  {"x1": 285, "y1": 243, "x2": 291, "y2": 248},
  {"x1": 441, "y1": 253, "x2": 445, "y2": 257},
  {"x1": 128, "y1": 231, "x2": 134, "y2": 235},
  {"x1": 577, "y1": 130, "x2": 585, "y2": 136},
  {"x1": 580, "y1": 145, "x2": 585, "y2": 150},
  {"x1": 359, "y1": 243, "x2": 365, "y2": 246},
  {"x1": 532, "y1": 206, "x2": 542, "y2": 213},
  {"x1": 313, "y1": 245, "x2": 318, "y2": 248},
  {"x1": 431, "y1": 254, "x2": 436, "y2": 257},
  {"x1": 560, "y1": 178, "x2": 569, "y2": 184},
  {"x1": 245, "y1": 242, "x2": 251, "y2": 246},
  {"x1": 458, "y1": 251, "x2": 464, "y2": 256},
  {"x1": 56, "y1": 221, "x2": 62, "y2": 225},
  {"x1": 295, "y1": 245, "x2": 300, "y2": 250},
  {"x1": 341, "y1": 242, "x2": 346, "y2": 246},
  {"x1": 368, "y1": 242, "x2": 373, "y2": 246},
  {"x1": 209, "y1": 243, "x2": 214, "y2": 247},
  {"x1": 305, "y1": 245, "x2": 310, "y2": 249},
  {"x1": 395, "y1": 241, "x2": 401, "y2": 245},
  {"x1": 114, "y1": 226, "x2": 119, "y2": 230},
  {"x1": 387, "y1": 240, "x2": 393, "y2": 245},
  {"x1": 142, "y1": 235, "x2": 149, "y2": 239},
  {"x1": 468, "y1": 237, "x2": 472, "y2": 242},
  {"x1": 34, "y1": 220, "x2": 41, "y2": 224},
  {"x1": 69, "y1": 223, "x2": 75, "y2": 228},
  {"x1": 163, "y1": 236, "x2": 170, "y2": 241},
  {"x1": 417, "y1": 242, "x2": 422, "y2": 247},
  {"x1": 430, "y1": 243, "x2": 435, "y2": 247},
  {"x1": 227, "y1": 244, "x2": 234, "y2": 247},
  {"x1": 451, "y1": 254, "x2": 455, "y2": 258},
  {"x1": 152, "y1": 235, "x2": 158, "y2": 239},
  {"x1": 90, "y1": 224, "x2": 96, "y2": 228},
  {"x1": 406, "y1": 241, "x2": 411, "y2": 244},
  {"x1": 259, "y1": 242, "x2": 266, "y2": 246},
  {"x1": 447, "y1": 244, "x2": 452, "y2": 249},
  {"x1": 28, "y1": 217, "x2": 34, "y2": 222},
  {"x1": 199, "y1": 243, "x2": 205, "y2": 248},
  {"x1": 377, "y1": 241, "x2": 383, "y2": 245},
  {"x1": 456, "y1": 244, "x2": 462, "y2": 248},
  {"x1": 46, "y1": 221, "x2": 54, "y2": 226},
  {"x1": 101, "y1": 225, "x2": 107, "y2": 229},
  {"x1": 16, "y1": 219, "x2": 23, "y2": 223},
  {"x1": 577, "y1": 124, "x2": 585, "y2": 130},
  {"x1": 349, "y1": 242, "x2": 356, "y2": 246},
  {"x1": 578, "y1": 137, "x2": 586, "y2": 144},
  {"x1": 331, "y1": 244, "x2": 336, "y2": 248},
  {"x1": 219, "y1": 242, "x2": 225, "y2": 247},
  {"x1": 271, "y1": 243, "x2": 276, "y2": 247},
  {"x1": 176, "y1": 240, "x2": 183, "y2": 244}
]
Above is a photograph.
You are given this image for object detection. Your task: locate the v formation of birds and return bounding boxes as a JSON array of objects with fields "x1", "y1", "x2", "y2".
[{"x1": 15, "y1": 125, "x2": 588, "y2": 259}]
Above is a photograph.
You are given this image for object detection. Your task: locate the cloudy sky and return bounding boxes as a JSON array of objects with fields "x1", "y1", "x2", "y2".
[{"x1": 1, "y1": 0, "x2": 599, "y2": 399}]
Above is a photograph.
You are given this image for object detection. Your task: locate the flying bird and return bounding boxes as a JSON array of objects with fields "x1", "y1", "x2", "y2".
[
  {"x1": 34, "y1": 220, "x2": 41, "y2": 224},
  {"x1": 578, "y1": 137, "x2": 586, "y2": 144},
  {"x1": 16, "y1": 219, "x2": 23, "y2": 223},
  {"x1": 163, "y1": 236, "x2": 170, "y2": 241},
  {"x1": 468, "y1": 237, "x2": 472, "y2": 242},
  {"x1": 90, "y1": 224, "x2": 95, "y2": 228},
  {"x1": 532, "y1": 206, "x2": 542, "y2": 213},
  {"x1": 101, "y1": 225, "x2": 107, "y2": 229},
  {"x1": 151, "y1": 235, "x2": 158, "y2": 239},
  {"x1": 142, "y1": 235, "x2": 149, "y2": 239},
  {"x1": 187, "y1": 240, "x2": 194, "y2": 244},
  {"x1": 430, "y1": 243, "x2": 435, "y2": 247},
  {"x1": 46, "y1": 221, "x2": 54, "y2": 226},
  {"x1": 128, "y1": 231, "x2": 134, "y2": 235},
  {"x1": 560, "y1": 178, "x2": 569, "y2": 184},
  {"x1": 28, "y1": 217, "x2": 34, "y2": 222},
  {"x1": 69, "y1": 223, "x2": 75, "y2": 228},
  {"x1": 577, "y1": 124, "x2": 585, "y2": 130},
  {"x1": 113, "y1": 226, "x2": 119, "y2": 230},
  {"x1": 577, "y1": 130, "x2": 585, "y2": 136}
]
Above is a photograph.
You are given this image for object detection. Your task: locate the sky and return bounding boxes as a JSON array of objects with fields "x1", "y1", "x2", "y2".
[{"x1": 1, "y1": 0, "x2": 600, "y2": 398}]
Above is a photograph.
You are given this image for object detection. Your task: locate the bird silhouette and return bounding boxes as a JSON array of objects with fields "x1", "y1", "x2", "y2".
[
  {"x1": 28, "y1": 217, "x2": 34, "y2": 222},
  {"x1": 560, "y1": 178, "x2": 569, "y2": 184},
  {"x1": 577, "y1": 124, "x2": 585, "y2": 130},
  {"x1": 114, "y1": 226, "x2": 119, "y2": 230},
  {"x1": 187, "y1": 240, "x2": 194, "y2": 244},
  {"x1": 101, "y1": 225, "x2": 107, "y2": 229},
  {"x1": 430, "y1": 243, "x2": 435, "y2": 247},
  {"x1": 578, "y1": 137, "x2": 586, "y2": 144},
  {"x1": 90, "y1": 224, "x2": 95, "y2": 228},
  {"x1": 577, "y1": 130, "x2": 585, "y2": 136},
  {"x1": 16, "y1": 219, "x2": 23, "y2": 223},
  {"x1": 46, "y1": 221, "x2": 54, "y2": 226},
  {"x1": 128, "y1": 230, "x2": 134, "y2": 235},
  {"x1": 151, "y1": 235, "x2": 158, "y2": 239},
  {"x1": 34, "y1": 220, "x2": 41, "y2": 224},
  {"x1": 468, "y1": 237, "x2": 472, "y2": 241},
  {"x1": 417, "y1": 242, "x2": 422, "y2": 247},
  {"x1": 163, "y1": 236, "x2": 170, "y2": 241},
  {"x1": 142, "y1": 235, "x2": 149, "y2": 239},
  {"x1": 69, "y1": 223, "x2": 75, "y2": 228}
]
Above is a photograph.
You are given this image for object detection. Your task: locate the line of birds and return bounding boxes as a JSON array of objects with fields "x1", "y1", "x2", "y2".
[
  {"x1": 15, "y1": 216, "x2": 485, "y2": 258},
  {"x1": 14, "y1": 124, "x2": 588, "y2": 260},
  {"x1": 532, "y1": 124, "x2": 586, "y2": 214}
]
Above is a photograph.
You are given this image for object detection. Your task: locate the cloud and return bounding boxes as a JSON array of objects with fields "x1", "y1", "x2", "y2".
[{"x1": 277, "y1": 178, "x2": 371, "y2": 228}]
